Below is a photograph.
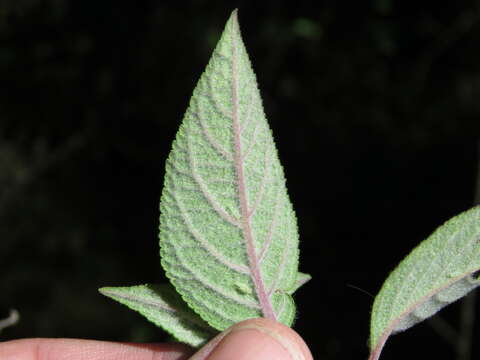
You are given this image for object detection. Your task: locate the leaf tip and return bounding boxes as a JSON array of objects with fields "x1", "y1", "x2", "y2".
[
  {"x1": 98, "y1": 287, "x2": 114, "y2": 297},
  {"x1": 228, "y1": 9, "x2": 240, "y2": 32}
]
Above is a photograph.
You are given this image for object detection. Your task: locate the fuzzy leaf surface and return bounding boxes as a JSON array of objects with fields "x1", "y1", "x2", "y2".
[
  {"x1": 288, "y1": 272, "x2": 311, "y2": 294},
  {"x1": 369, "y1": 206, "x2": 480, "y2": 360},
  {"x1": 99, "y1": 284, "x2": 216, "y2": 347},
  {"x1": 159, "y1": 10, "x2": 300, "y2": 331}
]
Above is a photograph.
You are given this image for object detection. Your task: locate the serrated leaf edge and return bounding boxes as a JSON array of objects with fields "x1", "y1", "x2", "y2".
[{"x1": 159, "y1": 9, "x2": 296, "y2": 330}]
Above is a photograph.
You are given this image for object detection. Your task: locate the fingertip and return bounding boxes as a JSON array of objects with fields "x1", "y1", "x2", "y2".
[{"x1": 192, "y1": 318, "x2": 313, "y2": 360}]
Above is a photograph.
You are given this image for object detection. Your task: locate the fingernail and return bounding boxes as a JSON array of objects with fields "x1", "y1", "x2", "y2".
[{"x1": 206, "y1": 320, "x2": 307, "y2": 360}]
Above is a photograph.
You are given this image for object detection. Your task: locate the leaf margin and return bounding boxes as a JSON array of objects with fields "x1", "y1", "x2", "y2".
[
  {"x1": 368, "y1": 205, "x2": 480, "y2": 360},
  {"x1": 99, "y1": 283, "x2": 216, "y2": 347},
  {"x1": 158, "y1": 8, "x2": 300, "y2": 331}
]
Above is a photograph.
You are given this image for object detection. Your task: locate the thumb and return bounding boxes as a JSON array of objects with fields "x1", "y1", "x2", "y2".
[{"x1": 190, "y1": 318, "x2": 313, "y2": 360}]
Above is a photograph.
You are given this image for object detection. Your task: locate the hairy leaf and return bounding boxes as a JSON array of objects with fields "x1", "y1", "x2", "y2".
[
  {"x1": 99, "y1": 10, "x2": 307, "y2": 345},
  {"x1": 99, "y1": 284, "x2": 215, "y2": 347},
  {"x1": 368, "y1": 206, "x2": 480, "y2": 360},
  {"x1": 288, "y1": 272, "x2": 312, "y2": 294},
  {"x1": 159, "y1": 9, "x2": 300, "y2": 331}
]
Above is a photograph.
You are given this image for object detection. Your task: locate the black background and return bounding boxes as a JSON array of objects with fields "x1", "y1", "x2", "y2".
[{"x1": 2, "y1": 1, "x2": 480, "y2": 359}]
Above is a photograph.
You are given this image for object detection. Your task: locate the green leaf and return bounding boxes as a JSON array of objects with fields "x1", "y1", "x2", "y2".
[
  {"x1": 99, "y1": 10, "x2": 308, "y2": 345},
  {"x1": 287, "y1": 272, "x2": 312, "y2": 295},
  {"x1": 368, "y1": 206, "x2": 480, "y2": 360},
  {"x1": 159, "y1": 9, "x2": 301, "y2": 331},
  {"x1": 99, "y1": 284, "x2": 216, "y2": 347},
  {"x1": 287, "y1": 272, "x2": 312, "y2": 294}
]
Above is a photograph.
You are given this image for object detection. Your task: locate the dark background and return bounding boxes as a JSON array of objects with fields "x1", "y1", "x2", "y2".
[{"x1": 1, "y1": 1, "x2": 480, "y2": 359}]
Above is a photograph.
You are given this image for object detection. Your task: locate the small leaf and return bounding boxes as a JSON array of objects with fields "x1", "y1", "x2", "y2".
[
  {"x1": 159, "y1": 9, "x2": 301, "y2": 331},
  {"x1": 287, "y1": 272, "x2": 312, "y2": 294},
  {"x1": 99, "y1": 284, "x2": 216, "y2": 347},
  {"x1": 369, "y1": 206, "x2": 480, "y2": 360}
]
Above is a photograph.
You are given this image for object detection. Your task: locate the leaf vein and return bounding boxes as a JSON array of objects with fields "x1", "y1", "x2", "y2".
[
  {"x1": 186, "y1": 130, "x2": 241, "y2": 228},
  {"x1": 190, "y1": 109, "x2": 234, "y2": 161},
  {"x1": 242, "y1": 115, "x2": 263, "y2": 161},
  {"x1": 259, "y1": 184, "x2": 282, "y2": 263},
  {"x1": 248, "y1": 144, "x2": 273, "y2": 218},
  {"x1": 230, "y1": 17, "x2": 276, "y2": 320},
  {"x1": 166, "y1": 246, "x2": 259, "y2": 309},
  {"x1": 239, "y1": 88, "x2": 257, "y2": 134},
  {"x1": 172, "y1": 189, "x2": 249, "y2": 274},
  {"x1": 268, "y1": 230, "x2": 290, "y2": 296}
]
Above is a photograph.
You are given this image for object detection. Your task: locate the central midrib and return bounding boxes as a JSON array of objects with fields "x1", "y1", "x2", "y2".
[{"x1": 229, "y1": 15, "x2": 276, "y2": 321}]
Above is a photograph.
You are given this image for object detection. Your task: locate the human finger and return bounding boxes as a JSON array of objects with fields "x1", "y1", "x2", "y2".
[
  {"x1": 190, "y1": 318, "x2": 313, "y2": 360},
  {"x1": 0, "y1": 338, "x2": 193, "y2": 360}
]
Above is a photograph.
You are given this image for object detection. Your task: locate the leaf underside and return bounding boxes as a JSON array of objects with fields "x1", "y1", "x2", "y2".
[
  {"x1": 369, "y1": 206, "x2": 480, "y2": 359},
  {"x1": 159, "y1": 10, "x2": 300, "y2": 331},
  {"x1": 99, "y1": 10, "x2": 308, "y2": 345},
  {"x1": 99, "y1": 284, "x2": 215, "y2": 347}
]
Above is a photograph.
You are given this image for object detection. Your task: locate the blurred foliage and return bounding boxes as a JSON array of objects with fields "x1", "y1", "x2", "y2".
[{"x1": 1, "y1": 1, "x2": 480, "y2": 359}]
